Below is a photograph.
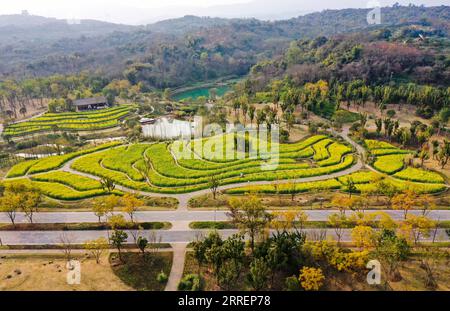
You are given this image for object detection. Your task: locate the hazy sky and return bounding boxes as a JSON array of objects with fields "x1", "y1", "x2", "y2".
[{"x1": 0, "y1": 0, "x2": 447, "y2": 24}]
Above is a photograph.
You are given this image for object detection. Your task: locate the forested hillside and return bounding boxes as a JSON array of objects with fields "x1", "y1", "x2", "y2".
[
  {"x1": 249, "y1": 22, "x2": 450, "y2": 87},
  {"x1": 0, "y1": 5, "x2": 448, "y2": 90}
]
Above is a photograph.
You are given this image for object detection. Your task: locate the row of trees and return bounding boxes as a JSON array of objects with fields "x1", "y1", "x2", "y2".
[
  {"x1": 235, "y1": 77, "x2": 449, "y2": 127},
  {"x1": 0, "y1": 184, "x2": 144, "y2": 227},
  {"x1": 0, "y1": 75, "x2": 107, "y2": 119},
  {"x1": 353, "y1": 114, "x2": 450, "y2": 168},
  {"x1": 0, "y1": 184, "x2": 42, "y2": 225}
]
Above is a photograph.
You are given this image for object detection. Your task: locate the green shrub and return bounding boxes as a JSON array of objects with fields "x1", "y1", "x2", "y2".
[
  {"x1": 285, "y1": 275, "x2": 301, "y2": 291},
  {"x1": 178, "y1": 274, "x2": 204, "y2": 291},
  {"x1": 157, "y1": 271, "x2": 168, "y2": 284}
]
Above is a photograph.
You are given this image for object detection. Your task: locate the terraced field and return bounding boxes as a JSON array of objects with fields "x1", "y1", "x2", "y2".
[
  {"x1": 226, "y1": 170, "x2": 447, "y2": 195},
  {"x1": 226, "y1": 139, "x2": 448, "y2": 195},
  {"x1": 2, "y1": 174, "x2": 122, "y2": 200},
  {"x1": 364, "y1": 139, "x2": 446, "y2": 188},
  {"x1": 6, "y1": 142, "x2": 121, "y2": 178},
  {"x1": 2, "y1": 134, "x2": 358, "y2": 199},
  {"x1": 69, "y1": 134, "x2": 357, "y2": 194},
  {"x1": 2, "y1": 105, "x2": 135, "y2": 137},
  {"x1": 2, "y1": 134, "x2": 446, "y2": 201}
]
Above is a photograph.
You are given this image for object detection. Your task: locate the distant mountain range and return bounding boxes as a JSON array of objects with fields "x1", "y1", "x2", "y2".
[
  {"x1": 0, "y1": 5, "x2": 448, "y2": 87},
  {"x1": 4, "y1": 0, "x2": 449, "y2": 25}
]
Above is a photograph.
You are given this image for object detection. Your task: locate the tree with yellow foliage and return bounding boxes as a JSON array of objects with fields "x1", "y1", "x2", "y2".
[
  {"x1": 417, "y1": 194, "x2": 436, "y2": 217},
  {"x1": 108, "y1": 214, "x2": 127, "y2": 230},
  {"x1": 329, "y1": 250, "x2": 369, "y2": 274},
  {"x1": 328, "y1": 213, "x2": 349, "y2": 245},
  {"x1": 299, "y1": 267, "x2": 325, "y2": 291},
  {"x1": 271, "y1": 210, "x2": 309, "y2": 232},
  {"x1": 375, "y1": 212, "x2": 398, "y2": 231},
  {"x1": 121, "y1": 193, "x2": 144, "y2": 222},
  {"x1": 0, "y1": 184, "x2": 33, "y2": 226},
  {"x1": 402, "y1": 215, "x2": 436, "y2": 245},
  {"x1": 22, "y1": 189, "x2": 42, "y2": 224},
  {"x1": 228, "y1": 195, "x2": 272, "y2": 252},
  {"x1": 92, "y1": 195, "x2": 119, "y2": 223},
  {"x1": 331, "y1": 194, "x2": 354, "y2": 215},
  {"x1": 351, "y1": 225, "x2": 376, "y2": 250},
  {"x1": 392, "y1": 189, "x2": 417, "y2": 219},
  {"x1": 348, "y1": 211, "x2": 376, "y2": 226}
]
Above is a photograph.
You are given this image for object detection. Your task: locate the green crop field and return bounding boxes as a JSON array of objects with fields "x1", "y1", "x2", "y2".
[
  {"x1": 2, "y1": 134, "x2": 359, "y2": 198},
  {"x1": 360, "y1": 139, "x2": 447, "y2": 191},
  {"x1": 2, "y1": 177, "x2": 122, "y2": 201},
  {"x1": 226, "y1": 170, "x2": 447, "y2": 195},
  {"x1": 69, "y1": 134, "x2": 357, "y2": 194},
  {"x1": 6, "y1": 141, "x2": 121, "y2": 178},
  {"x1": 2, "y1": 135, "x2": 446, "y2": 201},
  {"x1": 3, "y1": 105, "x2": 135, "y2": 137},
  {"x1": 393, "y1": 167, "x2": 445, "y2": 184}
]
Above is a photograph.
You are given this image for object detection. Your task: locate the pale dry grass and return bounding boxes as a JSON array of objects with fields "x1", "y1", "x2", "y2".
[
  {"x1": 390, "y1": 259, "x2": 450, "y2": 291},
  {"x1": 345, "y1": 102, "x2": 436, "y2": 128},
  {"x1": 0, "y1": 252, "x2": 132, "y2": 291}
]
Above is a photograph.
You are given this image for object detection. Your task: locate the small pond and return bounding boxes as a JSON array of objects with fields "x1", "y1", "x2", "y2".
[{"x1": 173, "y1": 85, "x2": 231, "y2": 101}]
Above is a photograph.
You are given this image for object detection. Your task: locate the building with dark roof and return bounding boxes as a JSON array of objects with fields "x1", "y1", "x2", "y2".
[{"x1": 73, "y1": 97, "x2": 108, "y2": 112}]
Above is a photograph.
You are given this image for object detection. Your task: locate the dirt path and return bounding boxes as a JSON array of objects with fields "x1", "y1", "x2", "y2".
[{"x1": 165, "y1": 243, "x2": 188, "y2": 291}]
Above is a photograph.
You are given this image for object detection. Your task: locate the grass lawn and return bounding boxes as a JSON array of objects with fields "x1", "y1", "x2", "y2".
[
  {"x1": 110, "y1": 252, "x2": 172, "y2": 291},
  {"x1": 0, "y1": 253, "x2": 131, "y2": 291}
]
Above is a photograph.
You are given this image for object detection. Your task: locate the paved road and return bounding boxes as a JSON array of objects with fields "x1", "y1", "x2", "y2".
[
  {"x1": 2, "y1": 210, "x2": 449, "y2": 224},
  {"x1": 0, "y1": 229, "x2": 448, "y2": 245}
]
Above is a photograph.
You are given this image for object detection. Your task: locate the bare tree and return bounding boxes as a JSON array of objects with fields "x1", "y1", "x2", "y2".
[{"x1": 59, "y1": 232, "x2": 75, "y2": 262}]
